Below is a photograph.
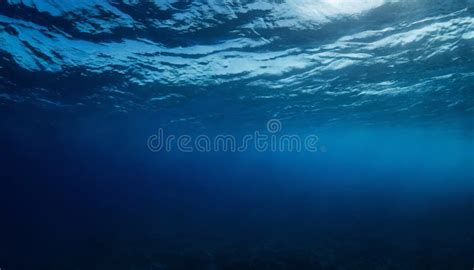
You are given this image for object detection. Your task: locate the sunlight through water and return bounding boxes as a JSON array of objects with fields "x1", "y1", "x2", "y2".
[{"x1": 288, "y1": 0, "x2": 389, "y2": 21}]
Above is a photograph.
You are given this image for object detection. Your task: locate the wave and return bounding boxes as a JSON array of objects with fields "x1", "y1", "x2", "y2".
[{"x1": 0, "y1": 0, "x2": 473, "y2": 123}]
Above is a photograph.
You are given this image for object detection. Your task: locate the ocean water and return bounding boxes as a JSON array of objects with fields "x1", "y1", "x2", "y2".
[{"x1": 1, "y1": 1, "x2": 474, "y2": 269}]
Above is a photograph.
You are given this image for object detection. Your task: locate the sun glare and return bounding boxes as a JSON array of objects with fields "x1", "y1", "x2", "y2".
[
  {"x1": 323, "y1": 0, "x2": 386, "y2": 14},
  {"x1": 288, "y1": 0, "x2": 387, "y2": 19}
]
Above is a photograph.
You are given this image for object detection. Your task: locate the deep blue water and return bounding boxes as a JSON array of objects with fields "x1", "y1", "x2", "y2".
[{"x1": 1, "y1": 1, "x2": 474, "y2": 269}]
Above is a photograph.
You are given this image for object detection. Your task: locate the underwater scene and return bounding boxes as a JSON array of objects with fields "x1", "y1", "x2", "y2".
[{"x1": 1, "y1": 0, "x2": 474, "y2": 269}]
